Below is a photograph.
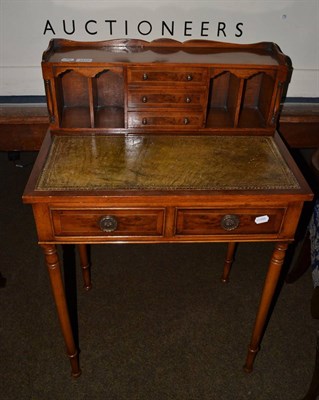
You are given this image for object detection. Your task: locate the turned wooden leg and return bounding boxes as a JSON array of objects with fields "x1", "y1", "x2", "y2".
[
  {"x1": 244, "y1": 242, "x2": 288, "y2": 373},
  {"x1": 221, "y1": 242, "x2": 237, "y2": 283},
  {"x1": 41, "y1": 244, "x2": 82, "y2": 378},
  {"x1": 77, "y1": 244, "x2": 92, "y2": 291}
]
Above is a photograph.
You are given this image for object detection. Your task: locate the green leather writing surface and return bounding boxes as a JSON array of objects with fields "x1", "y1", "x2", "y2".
[{"x1": 36, "y1": 135, "x2": 299, "y2": 191}]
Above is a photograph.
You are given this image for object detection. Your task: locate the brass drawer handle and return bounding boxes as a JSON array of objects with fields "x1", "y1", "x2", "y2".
[
  {"x1": 221, "y1": 214, "x2": 240, "y2": 231},
  {"x1": 142, "y1": 96, "x2": 148, "y2": 103},
  {"x1": 185, "y1": 97, "x2": 191, "y2": 103},
  {"x1": 99, "y1": 215, "x2": 118, "y2": 232},
  {"x1": 142, "y1": 117, "x2": 148, "y2": 125},
  {"x1": 142, "y1": 73, "x2": 148, "y2": 80},
  {"x1": 186, "y1": 74, "x2": 193, "y2": 81},
  {"x1": 184, "y1": 117, "x2": 189, "y2": 125}
]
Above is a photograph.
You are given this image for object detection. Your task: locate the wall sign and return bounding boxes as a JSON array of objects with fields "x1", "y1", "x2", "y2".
[
  {"x1": 0, "y1": 0, "x2": 318, "y2": 98},
  {"x1": 42, "y1": 19, "x2": 244, "y2": 39}
]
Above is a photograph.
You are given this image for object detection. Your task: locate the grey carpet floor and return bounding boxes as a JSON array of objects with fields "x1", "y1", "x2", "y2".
[{"x1": 0, "y1": 151, "x2": 317, "y2": 400}]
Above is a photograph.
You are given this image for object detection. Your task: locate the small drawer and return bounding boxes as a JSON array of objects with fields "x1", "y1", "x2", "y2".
[
  {"x1": 127, "y1": 67, "x2": 207, "y2": 85},
  {"x1": 51, "y1": 208, "x2": 165, "y2": 237},
  {"x1": 127, "y1": 89, "x2": 206, "y2": 108},
  {"x1": 128, "y1": 111, "x2": 204, "y2": 128},
  {"x1": 175, "y1": 208, "x2": 286, "y2": 236}
]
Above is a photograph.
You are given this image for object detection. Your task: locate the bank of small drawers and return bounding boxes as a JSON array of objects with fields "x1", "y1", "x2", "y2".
[
  {"x1": 127, "y1": 66, "x2": 208, "y2": 129},
  {"x1": 50, "y1": 206, "x2": 286, "y2": 239}
]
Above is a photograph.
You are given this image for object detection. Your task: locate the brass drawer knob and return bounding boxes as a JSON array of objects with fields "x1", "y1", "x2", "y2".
[
  {"x1": 221, "y1": 214, "x2": 240, "y2": 231},
  {"x1": 186, "y1": 74, "x2": 193, "y2": 81},
  {"x1": 185, "y1": 97, "x2": 191, "y2": 103},
  {"x1": 142, "y1": 117, "x2": 148, "y2": 125},
  {"x1": 142, "y1": 96, "x2": 148, "y2": 103},
  {"x1": 142, "y1": 73, "x2": 148, "y2": 80},
  {"x1": 184, "y1": 117, "x2": 189, "y2": 125},
  {"x1": 99, "y1": 215, "x2": 118, "y2": 232}
]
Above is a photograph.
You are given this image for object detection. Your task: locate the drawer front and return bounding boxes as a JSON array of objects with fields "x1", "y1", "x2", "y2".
[
  {"x1": 127, "y1": 67, "x2": 207, "y2": 85},
  {"x1": 128, "y1": 111, "x2": 204, "y2": 128},
  {"x1": 51, "y1": 208, "x2": 165, "y2": 237},
  {"x1": 175, "y1": 208, "x2": 286, "y2": 236},
  {"x1": 127, "y1": 89, "x2": 206, "y2": 108}
]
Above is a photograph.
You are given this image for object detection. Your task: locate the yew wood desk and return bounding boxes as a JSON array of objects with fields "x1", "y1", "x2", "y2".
[{"x1": 23, "y1": 39, "x2": 313, "y2": 377}]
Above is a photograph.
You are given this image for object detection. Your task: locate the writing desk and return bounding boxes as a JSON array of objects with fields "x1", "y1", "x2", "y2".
[
  {"x1": 23, "y1": 130, "x2": 311, "y2": 377},
  {"x1": 23, "y1": 39, "x2": 313, "y2": 377}
]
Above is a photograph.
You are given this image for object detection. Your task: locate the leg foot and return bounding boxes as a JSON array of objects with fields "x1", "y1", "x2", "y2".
[
  {"x1": 69, "y1": 350, "x2": 82, "y2": 378},
  {"x1": 243, "y1": 346, "x2": 259, "y2": 373}
]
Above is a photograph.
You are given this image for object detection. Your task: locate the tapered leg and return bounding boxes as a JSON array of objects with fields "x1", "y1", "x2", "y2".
[
  {"x1": 41, "y1": 244, "x2": 81, "y2": 377},
  {"x1": 77, "y1": 244, "x2": 92, "y2": 291},
  {"x1": 221, "y1": 242, "x2": 237, "y2": 283},
  {"x1": 62, "y1": 245, "x2": 79, "y2": 349},
  {"x1": 244, "y1": 242, "x2": 288, "y2": 373}
]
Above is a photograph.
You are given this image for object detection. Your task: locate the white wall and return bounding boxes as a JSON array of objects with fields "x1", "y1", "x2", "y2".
[{"x1": 0, "y1": 0, "x2": 318, "y2": 98}]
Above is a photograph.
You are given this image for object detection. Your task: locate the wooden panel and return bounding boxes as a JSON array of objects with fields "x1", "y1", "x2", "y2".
[
  {"x1": 0, "y1": 123, "x2": 47, "y2": 151},
  {"x1": 127, "y1": 89, "x2": 205, "y2": 108},
  {"x1": 0, "y1": 105, "x2": 49, "y2": 151},
  {"x1": 279, "y1": 122, "x2": 319, "y2": 148},
  {"x1": 279, "y1": 103, "x2": 319, "y2": 148},
  {"x1": 127, "y1": 111, "x2": 203, "y2": 128},
  {"x1": 94, "y1": 69, "x2": 124, "y2": 107},
  {"x1": 51, "y1": 208, "x2": 165, "y2": 237},
  {"x1": 61, "y1": 107, "x2": 91, "y2": 128},
  {"x1": 127, "y1": 67, "x2": 207, "y2": 85},
  {"x1": 57, "y1": 70, "x2": 89, "y2": 107}
]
